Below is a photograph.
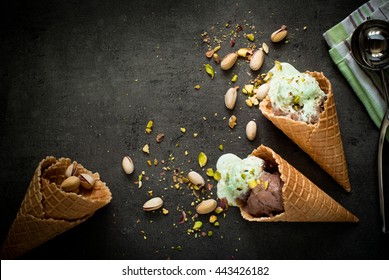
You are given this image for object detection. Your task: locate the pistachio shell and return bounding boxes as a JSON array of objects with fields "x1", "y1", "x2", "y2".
[
  {"x1": 196, "y1": 199, "x2": 217, "y2": 214},
  {"x1": 255, "y1": 83, "x2": 270, "y2": 100},
  {"x1": 65, "y1": 163, "x2": 78, "y2": 178},
  {"x1": 79, "y1": 173, "x2": 95, "y2": 190},
  {"x1": 60, "y1": 176, "x2": 80, "y2": 193},
  {"x1": 249, "y1": 48, "x2": 264, "y2": 71},
  {"x1": 188, "y1": 171, "x2": 205, "y2": 187},
  {"x1": 220, "y1": 52, "x2": 238, "y2": 70},
  {"x1": 224, "y1": 87, "x2": 238, "y2": 110},
  {"x1": 122, "y1": 156, "x2": 135, "y2": 175},
  {"x1": 271, "y1": 25, "x2": 288, "y2": 42},
  {"x1": 246, "y1": 120, "x2": 257, "y2": 141},
  {"x1": 143, "y1": 197, "x2": 163, "y2": 211}
]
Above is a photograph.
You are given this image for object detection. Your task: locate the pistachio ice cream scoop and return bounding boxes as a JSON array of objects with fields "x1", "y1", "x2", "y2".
[{"x1": 267, "y1": 62, "x2": 327, "y2": 124}]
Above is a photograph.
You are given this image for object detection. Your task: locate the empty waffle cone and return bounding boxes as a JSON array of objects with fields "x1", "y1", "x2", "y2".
[
  {"x1": 259, "y1": 71, "x2": 351, "y2": 192},
  {"x1": 240, "y1": 145, "x2": 358, "y2": 222},
  {"x1": 0, "y1": 156, "x2": 112, "y2": 259}
]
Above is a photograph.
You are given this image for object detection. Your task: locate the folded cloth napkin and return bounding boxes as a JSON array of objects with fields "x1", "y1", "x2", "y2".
[{"x1": 323, "y1": 0, "x2": 389, "y2": 131}]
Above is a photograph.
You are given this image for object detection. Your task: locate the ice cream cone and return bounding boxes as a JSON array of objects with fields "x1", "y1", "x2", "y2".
[
  {"x1": 0, "y1": 156, "x2": 112, "y2": 259},
  {"x1": 259, "y1": 71, "x2": 351, "y2": 192},
  {"x1": 240, "y1": 145, "x2": 358, "y2": 222}
]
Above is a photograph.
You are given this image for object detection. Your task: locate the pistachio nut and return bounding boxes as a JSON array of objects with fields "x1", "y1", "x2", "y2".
[
  {"x1": 188, "y1": 171, "x2": 205, "y2": 187},
  {"x1": 143, "y1": 197, "x2": 163, "y2": 211},
  {"x1": 196, "y1": 199, "x2": 217, "y2": 214},
  {"x1": 224, "y1": 86, "x2": 238, "y2": 110},
  {"x1": 262, "y1": 42, "x2": 269, "y2": 54},
  {"x1": 79, "y1": 173, "x2": 95, "y2": 190},
  {"x1": 255, "y1": 83, "x2": 270, "y2": 100},
  {"x1": 213, "y1": 53, "x2": 220, "y2": 64},
  {"x1": 122, "y1": 156, "x2": 135, "y2": 175},
  {"x1": 65, "y1": 162, "x2": 78, "y2": 178},
  {"x1": 249, "y1": 48, "x2": 264, "y2": 71},
  {"x1": 271, "y1": 25, "x2": 288, "y2": 43},
  {"x1": 60, "y1": 176, "x2": 80, "y2": 193},
  {"x1": 246, "y1": 120, "x2": 257, "y2": 141},
  {"x1": 237, "y1": 48, "x2": 251, "y2": 58},
  {"x1": 220, "y1": 52, "x2": 238, "y2": 70},
  {"x1": 228, "y1": 115, "x2": 237, "y2": 129}
]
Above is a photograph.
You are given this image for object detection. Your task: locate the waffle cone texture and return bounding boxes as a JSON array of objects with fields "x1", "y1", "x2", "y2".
[
  {"x1": 240, "y1": 145, "x2": 358, "y2": 222},
  {"x1": 259, "y1": 71, "x2": 351, "y2": 192},
  {"x1": 0, "y1": 156, "x2": 112, "y2": 259}
]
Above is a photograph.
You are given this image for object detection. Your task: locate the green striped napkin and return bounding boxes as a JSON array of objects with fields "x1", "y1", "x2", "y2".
[{"x1": 323, "y1": 0, "x2": 389, "y2": 130}]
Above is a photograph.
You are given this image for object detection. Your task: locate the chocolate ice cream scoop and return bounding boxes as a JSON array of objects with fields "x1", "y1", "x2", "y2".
[{"x1": 246, "y1": 171, "x2": 284, "y2": 217}]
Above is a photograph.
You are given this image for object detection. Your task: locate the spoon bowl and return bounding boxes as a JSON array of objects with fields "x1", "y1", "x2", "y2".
[{"x1": 351, "y1": 19, "x2": 389, "y2": 71}]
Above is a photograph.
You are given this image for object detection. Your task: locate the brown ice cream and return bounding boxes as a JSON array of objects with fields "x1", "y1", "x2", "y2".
[{"x1": 245, "y1": 171, "x2": 284, "y2": 217}]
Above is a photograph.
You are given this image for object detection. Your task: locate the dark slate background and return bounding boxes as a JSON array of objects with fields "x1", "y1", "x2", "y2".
[{"x1": 1, "y1": 0, "x2": 388, "y2": 260}]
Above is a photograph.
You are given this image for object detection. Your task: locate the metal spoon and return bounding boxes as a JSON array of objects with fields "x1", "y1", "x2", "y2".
[{"x1": 351, "y1": 19, "x2": 389, "y2": 233}]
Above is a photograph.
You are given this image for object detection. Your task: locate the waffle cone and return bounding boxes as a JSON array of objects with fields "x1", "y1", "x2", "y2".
[
  {"x1": 0, "y1": 156, "x2": 112, "y2": 259},
  {"x1": 240, "y1": 145, "x2": 358, "y2": 222},
  {"x1": 259, "y1": 71, "x2": 351, "y2": 192}
]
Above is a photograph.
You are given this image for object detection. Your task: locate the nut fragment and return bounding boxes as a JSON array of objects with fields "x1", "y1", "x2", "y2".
[
  {"x1": 65, "y1": 162, "x2": 78, "y2": 178},
  {"x1": 122, "y1": 156, "x2": 135, "y2": 175},
  {"x1": 237, "y1": 48, "x2": 250, "y2": 57},
  {"x1": 79, "y1": 173, "x2": 95, "y2": 190},
  {"x1": 143, "y1": 197, "x2": 163, "y2": 211},
  {"x1": 255, "y1": 83, "x2": 270, "y2": 100},
  {"x1": 220, "y1": 52, "x2": 238, "y2": 70},
  {"x1": 156, "y1": 133, "x2": 165, "y2": 143},
  {"x1": 60, "y1": 176, "x2": 80, "y2": 193},
  {"x1": 228, "y1": 115, "x2": 237, "y2": 129},
  {"x1": 246, "y1": 120, "x2": 257, "y2": 141},
  {"x1": 188, "y1": 171, "x2": 205, "y2": 187},
  {"x1": 271, "y1": 25, "x2": 288, "y2": 42},
  {"x1": 262, "y1": 42, "x2": 269, "y2": 54},
  {"x1": 224, "y1": 86, "x2": 238, "y2": 110},
  {"x1": 213, "y1": 53, "x2": 220, "y2": 64},
  {"x1": 249, "y1": 48, "x2": 264, "y2": 71},
  {"x1": 196, "y1": 199, "x2": 217, "y2": 214}
]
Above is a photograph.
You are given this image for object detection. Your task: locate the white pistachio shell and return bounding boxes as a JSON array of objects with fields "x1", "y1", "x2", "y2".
[
  {"x1": 196, "y1": 199, "x2": 217, "y2": 214},
  {"x1": 60, "y1": 176, "x2": 80, "y2": 193},
  {"x1": 122, "y1": 156, "x2": 135, "y2": 175},
  {"x1": 188, "y1": 171, "x2": 205, "y2": 187},
  {"x1": 65, "y1": 163, "x2": 78, "y2": 178},
  {"x1": 220, "y1": 52, "x2": 238, "y2": 70},
  {"x1": 246, "y1": 120, "x2": 257, "y2": 141},
  {"x1": 249, "y1": 48, "x2": 264, "y2": 71},
  {"x1": 79, "y1": 173, "x2": 95, "y2": 190},
  {"x1": 224, "y1": 87, "x2": 238, "y2": 110},
  {"x1": 255, "y1": 83, "x2": 270, "y2": 100},
  {"x1": 143, "y1": 197, "x2": 164, "y2": 211}
]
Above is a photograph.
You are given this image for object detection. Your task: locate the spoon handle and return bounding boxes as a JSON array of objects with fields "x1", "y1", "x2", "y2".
[{"x1": 378, "y1": 109, "x2": 389, "y2": 233}]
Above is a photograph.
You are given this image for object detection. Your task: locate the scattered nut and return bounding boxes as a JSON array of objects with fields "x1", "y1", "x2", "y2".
[
  {"x1": 271, "y1": 25, "x2": 288, "y2": 42},
  {"x1": 237, "y1": 48, "x2": 251, "y2": 58},
  {"x1": 224, "y1": 86, "x2": 238, "y2": 110},
  {"x1": 246, "y1": 33, "x2": 255, "y2": 41},
  {"x1": 143, "y1": 197, "x2": 163, "y2": 211},
  {"x1": 255, "y1": 83, "x2": 270, "y2": 100},
  {"x1": 228, "y1": 115, "x2": 237, "y2": 128},
  {"x1": 188, "y1": 171, "x2": 205, "y2": 187},
  {"x1": 220, "y1": 52, "x2": 238, "y2": 70},
  {"x1": 246, "y1": 120, "x2": 257, "y2": 141},
  {"x1": 65, "y1": 162, "x2": 78, "y2": 178},
  {"x1": 213, "y1": 53, "x2": 220, "y2": 64},
  {"x1": 262, "y1": 42, "x2": 269, "y2": 54},
  {"x1": 156, "y1": 133, "x2": 165, "y2": 143},
  {"x1": 60, "y1": 176, "x2": 80, "y2": 193},
  {"x1": 142, "y1": 144, "x2": 150, "y2": 154},
  {"x1": 196, "y1": 199, "x2": 217, "y2": 214},
  {"x1": 122, "y1": 156, "x2": 135, "y2": 175},
  {"x1": 249, "y1": 48, "x2": 264, "y2": 71},
  {"x1": 209, "y1": 215, "x2": 218, "y2": 223},
  {"x1": 78, "y1": 173, "x2": 95, "y2": 190},
  {"x1": 245, "y1": 99, "x2": 253, "y2": 108}
]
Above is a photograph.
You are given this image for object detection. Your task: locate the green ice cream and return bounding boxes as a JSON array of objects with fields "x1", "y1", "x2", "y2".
[
  {"x1": 267, "y1": 62, "x2": 327, "y2": 124},
  {"x1": 216, "y1": 153, "x2": 265, "y2": 206}
]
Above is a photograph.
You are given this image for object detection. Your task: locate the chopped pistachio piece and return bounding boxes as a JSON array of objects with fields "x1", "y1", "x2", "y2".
[
  {"x1": 198, "y1": 152, "x2": 207, "y2": 168},
  {"x1": 231, "y1": 74, "x2": 238, "y2": 82},
  {"x1": 206, "y1": 168, "x2": 215, "y2": 177},
  {"x1": 209, "y1": 215, "x2": 217, "y2": 224},
  {"x1": 204, "y1": 63, "x2": 214, "y2": 79},
  {"x1": 193, "y1": 221, "x2": 203, "y2": 230},
  {"x1": 248, "y1": 180, "x2": 258, "y2": 189},
  {"x1": 214, "y1": 221, "x2": 220, "y2": 227},
  {"x1": 142, "y1": 144, "x2": 150, "y2": 154},
  {"x1": 162, "y1": 208, "x2": 169, "y2": 215},
  {"x1": 213, "y1": 170, "x2": 221, "y2": 181},
  {"x1": 194, "y1": 84, "x2": 201, "y2": 90},
  {"x1": 207, "y1": 231, "x2": 213, "y2": 237},
  {"x1": 219, "y1": 144, "x2": 224, "y2": 151},
  {"x1": 247, "y1": 33, "x2": 255, "y2": 41},
  {"x1": 145, "y1": 120, "x2": 153, "y2": 134},
  {"x1": 214, "y1": 206, "x2": 223, "y2": 214}
]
